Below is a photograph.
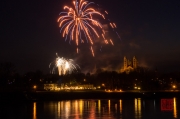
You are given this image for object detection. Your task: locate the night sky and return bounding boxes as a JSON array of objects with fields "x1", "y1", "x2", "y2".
[{"x1": 1, "y1": 0, "x2": 180, "y2": 74}]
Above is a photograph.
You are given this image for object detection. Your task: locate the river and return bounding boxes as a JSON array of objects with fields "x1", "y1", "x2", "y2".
[{"x1": 0, "y1": 98, "x2": 179, "y2": 119}]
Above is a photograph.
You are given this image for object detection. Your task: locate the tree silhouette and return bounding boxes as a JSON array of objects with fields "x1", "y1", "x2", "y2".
[{"x1": 0, "y1": 62, "x2": 16, "y2": 90}]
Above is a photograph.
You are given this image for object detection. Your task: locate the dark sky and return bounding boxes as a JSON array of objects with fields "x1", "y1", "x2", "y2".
[{"x1": 1, "y1": 0, "x2": 180, "y2": 74}]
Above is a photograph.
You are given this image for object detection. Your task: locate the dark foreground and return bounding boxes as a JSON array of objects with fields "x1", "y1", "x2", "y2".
[{"x1": 1, "y1": 90, "x2": 180, "y2": 101}]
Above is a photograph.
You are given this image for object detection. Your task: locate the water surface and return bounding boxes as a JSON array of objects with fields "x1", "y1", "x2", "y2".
[{"x1": 0, "y1": 98, "x2": 179, "y2": 119}]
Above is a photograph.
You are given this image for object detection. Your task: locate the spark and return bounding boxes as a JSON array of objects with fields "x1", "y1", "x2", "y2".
[
  {"x1": 110, "y1": 39, "x2": 114, "y2": 45},
  {"x1": 116, "y1": 32, "x2": 121, "y2": 39},
  {"x1": 105, "y1": 11, "x2": 108, "y2": 14},
  {"x1": 102, "y1": 34, "x2": 105, "y2": 40},
  {"x1": 77, "y1": 48, "x2": 79, "y2": 53},
  {"x1": 110, "y1": 23, "x2": 114, "y2": 28},
  {"x1": 91, "y1": 46, "x2": 95, "y2": 57},
  {"x1": 113, "y1": 23, "x2": 117, "y2": 28},
  {"x1": 105, "y1": 40, "x2": 108, "y2": 44}
]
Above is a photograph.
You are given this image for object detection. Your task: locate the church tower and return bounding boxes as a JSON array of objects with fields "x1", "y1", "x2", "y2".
[
  {"x1": 124, "y1": 56, "x2": 127, "y2": 70},
  {"x1": 121, "y1": 56, "x2": 138, "y2": 73},
  {"x1": 133, "y1": 56, "x2": 138, "y2": 69}
]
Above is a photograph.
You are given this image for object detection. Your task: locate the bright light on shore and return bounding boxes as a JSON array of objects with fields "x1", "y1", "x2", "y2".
[{"x1": 173, "y1": 85, "x2": 176, "y2": 89}]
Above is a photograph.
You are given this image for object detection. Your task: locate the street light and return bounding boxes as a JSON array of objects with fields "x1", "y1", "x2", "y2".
[{"x1": 173, "y1": 85, "x2": 176, "y2": 89}]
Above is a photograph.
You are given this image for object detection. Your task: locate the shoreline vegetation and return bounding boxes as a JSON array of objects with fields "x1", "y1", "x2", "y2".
[{"x1": 1, "y1": 90, "x2": 180, "y2": 101}]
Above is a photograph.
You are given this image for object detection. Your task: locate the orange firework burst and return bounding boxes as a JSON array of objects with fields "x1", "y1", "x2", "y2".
[{"x1": 58, "y1": 0, "x2": 117, "y2": 56}]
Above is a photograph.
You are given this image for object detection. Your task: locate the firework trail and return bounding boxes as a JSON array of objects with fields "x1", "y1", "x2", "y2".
[
  {"x1": 49, "y1": 53, "x2": 79, "y2": 75},
  {"x1": 58, "y1": 0, "x2": 120, "y2": 56},
  {"x1": 110, "y1": 39, "x2": 114, "y2": 45}
]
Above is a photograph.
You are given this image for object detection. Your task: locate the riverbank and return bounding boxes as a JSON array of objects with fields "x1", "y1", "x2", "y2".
[{"x1": 1, "y1": 90, "x2": 180, "y2": 101}]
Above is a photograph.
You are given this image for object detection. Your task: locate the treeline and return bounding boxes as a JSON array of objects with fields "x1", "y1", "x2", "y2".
[{"x1": 0, "y1": 62, "x2": 180, "y2": 91}]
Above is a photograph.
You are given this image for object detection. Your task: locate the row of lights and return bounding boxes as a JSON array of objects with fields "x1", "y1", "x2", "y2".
[{"x1": 105, "y1": 89, "x2": 123, "y2": 92}]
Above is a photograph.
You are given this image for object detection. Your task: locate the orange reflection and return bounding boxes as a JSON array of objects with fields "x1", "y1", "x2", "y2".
[
  {"x1": 89, "y1": 100, "x2": 95, "y2": 119},
  {"x1": 33, "y1": 102, "x2": 36, "y2": 119},
  {"x1": 57, "y1": 102, "x2": 60, "y2": 117},
  {"x1": 135, "y1": 98, "x2": 141, "y2": 119},
  {"x1": 108, "y1": 100, "x2": 111, "y2": 114},
  {"x1": 174, "y1": 98, "x2": 177, "y2": 118},
  {"x1": 120, "y1": 99, "x2": 122, "y2": 114},
  {"x1": 60, "y1": 101, "x2": 64, "y2": 111},
  {"x1": 75, "y1": 100, "x2": 79, "y2": 119},
  {"x1": 65, "y1": 101, "x2": 71, "y2": 118},
  {"x1": 98, "y1": 100, "x2": 101, "y2": 114},
  {"x1": 79, "y1": 100, "x2": 83, "y2": 116}
]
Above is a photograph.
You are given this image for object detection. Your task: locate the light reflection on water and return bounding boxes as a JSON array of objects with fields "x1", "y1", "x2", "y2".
[
  {"x1": 134, "y1": 98, "x2": 141, "y2": 119},
  {"x1": 33, "y1": 102, "x2": 36, "y2": 119},
  {"x1": 174, "y1": 98, "x2": 177, "y2": 118},
  {"x1": 120, "y1": 99, "x2": 122, "y2": 115},
  {"x1": 1, "y1": 98, "x2": 180, "y2": 119},
  {"x1": 31, "y1": 98, "x2": 179, "y2": 119}
]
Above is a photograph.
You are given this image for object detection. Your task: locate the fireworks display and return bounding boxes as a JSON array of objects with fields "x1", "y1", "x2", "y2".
[
  {"x1": 57, "y1": 0, "x2": 119, "y2": 56},
  {"x1": 49, "y1": 54, "x2": 79, "y2": 75}
]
